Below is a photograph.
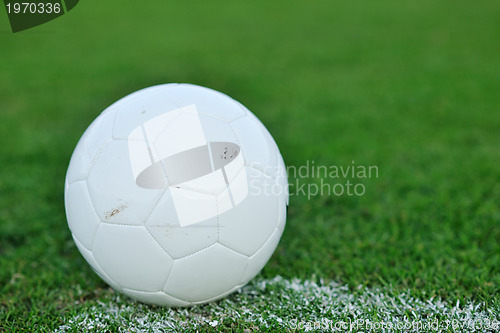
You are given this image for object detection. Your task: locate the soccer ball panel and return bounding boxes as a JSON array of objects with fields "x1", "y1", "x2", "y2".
[
  {"x1": 191, "y1": 283, "x2": 243, "y2": 305},
  {"x1": 277, "y1": 189, "x2": 287, "y2": 234},
  {"x1": 145, "y1": 190, "x2": 218, "y2": 259},
  {"x1": 152, "y1": 105, "x2": 208, "y2": 161},
  {"x1": 72, "y1": 235, "x2": 122, "y2": 291},
  {"x1": 87, "y1": 140, "x2": 164, "y2": 225},
  {"x1": 66, "y1": 109, "x2": 115, "y2": 184},
  {"x1": 198, "y1": 114, "x2": 240, "y2": 144},
  {"x1": 144, "y1": 188, "x2": 181, "y2": 227},
  {"x1": 175, "y1": 168, "x2": 227, "y2": 196},
  {"x1": 146, "y1": 220, "x2": 218, "y2": 260},
  {"x1": 226, "y1": 164, "x2": 249, "y2": 206},
  {"x1": 163, "y1": 244, "x2": 248, "y2": 302},
  {"x1": 276, "y1": 153, "x2": 290, "y2": 206},
  {"x1": 93, "y1": 223, "x2": 173, "y2": 292},
  {"x1": 230, "y1": 116, "x2": 277, "y2": 172},
  {"x1": 121, "y1": 289, "x2": 190, "y2": 307},
  {"x1": 218, "y1": 167, "x2": 279, "y2": 256},
  {"x1": 240, "y1": 227, "x2": 283, "y2": 284},
  {"x1": 65, "y1": 180, "x2": 100, "y2": 250},
  {"x1": 164, "y1": 84, "x2": 246, "y2": 122},
  {"x1": 169, "y1": 187, "x2": 219, "y2": 227},
  {"x1": 111, "y1": 86, "x2": 180, "y2": 140}
]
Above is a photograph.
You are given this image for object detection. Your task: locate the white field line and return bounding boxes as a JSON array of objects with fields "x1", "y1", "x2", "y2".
[{"x1": 55, "y1": 276, "x2": 499, "y2": 332}]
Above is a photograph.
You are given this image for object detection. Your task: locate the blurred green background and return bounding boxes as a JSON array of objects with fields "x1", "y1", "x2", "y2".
[{"x1": 1, "y1": 0, "x2": 499, "y2": 329}]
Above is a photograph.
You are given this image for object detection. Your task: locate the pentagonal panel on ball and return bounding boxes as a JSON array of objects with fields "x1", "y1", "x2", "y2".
[
  {"x1": 93, "y1": 223, "x2": 173, "y2": 292},
  {"x1": 218, "y1": 167, "x2": 279, "y2": 256},
  {"x1": 87, "y1": 140, "x2": 165, "y2": 225},
  {"x1": 163, "y1": 243, "x2": 248, "y2": 302}
]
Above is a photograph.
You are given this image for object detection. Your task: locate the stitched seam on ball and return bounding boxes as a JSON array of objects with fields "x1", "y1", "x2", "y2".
[
  {"x1": 227, "y1": 113, "x2": 247, "y2": 123},
  {"x1": 217, "y1": 242, "x2": 250, "y2": 258},
  {"x1": 216, "y1": 188, "x2": 220, "y2": 242},
  {"x1": 87, "y1": 108, "x2": 117, "y2": 176},
  {"x1": 121, "y1": 288, "x2": 188, "y2": 304},
  {"x1": 163, "y1": 91, "x2": 243, "y2": 124},
  {"x1": 227, "y1": 163, "x2": 280, "y2": 254},
  {"x1": 96, "y1": 223, "x2": 174, "y2": 266},
  {"x1": 221, "y1": 118, "x2": 248, "y2": 244},
  {"x1": 142, "y1": 185, "x2": 168, "y2": 226},
  {"x1": 230, "y1": 99, "x2": 250, "y2": 123},
  {"x1": 67, "y1": 139, "x2": 112, "y2": 186},
  {"x1": 75, "y1": 230, "x2": 124, "y2": 293},
  {"x1": 250, "y1": 225, "x2": 280, "y2": 260},
  {"x1": 143, "y1": 227, "x2": 175, "y2": 292},
  {"x1": 109, "y1": 107, "x2": 120, "y2": 140},
  {"x1": 195, "y1": 111, "x2": 231, "y2": 123},
  {"x1": 193, "y1": 282, "x2": 246, "y2": 304},
  {"x1": 217, "y1": 115, "x2": 245, "y2": 243},
  {"x1": 121, "y1": 287, "x2": 165, "y2": 294},
  {"x1": 148, "y1": 110, "x2": 185, "y2": 145},
  {"x1": 140, "y1": 187, "x2": 177, "y2": 260},
  {"x1": 173, "y1": 242, "x2": 218, "y2": 260},
  {"x1": 88, "y1": 139, "x2": 112, "y2": 176},
  {"x1": 220, "y1": 119, "x2": 250, "y2": 251},
  {"x1": 143, "y1": 225, "x2": 173, "y2": 260},
  {"x1": 98, "y1": 222, "x2": 145, "y2": 227},
  {"x1": 79, "y1": 181, "x2": 100, "y2": 251},
  {"x1": 84, "y1": 183, "x2": 104, "y2": 251}
]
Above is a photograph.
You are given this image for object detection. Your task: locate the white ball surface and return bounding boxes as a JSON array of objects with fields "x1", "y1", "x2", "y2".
[{"x1": 64, "y1": 83, "x2": 288, "y2": 306}]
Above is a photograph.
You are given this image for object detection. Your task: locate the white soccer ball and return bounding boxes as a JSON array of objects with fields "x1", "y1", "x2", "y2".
[{"x1": 64, "y1": 83, "x2": 288, "y2": 306}]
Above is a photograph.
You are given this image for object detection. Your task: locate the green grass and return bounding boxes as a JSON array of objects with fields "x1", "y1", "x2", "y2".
[{"x1": 1, "y1": 0, "x2": 500, "y2": 331}]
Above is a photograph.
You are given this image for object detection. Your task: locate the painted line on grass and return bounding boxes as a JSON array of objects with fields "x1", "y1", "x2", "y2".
[{"x1": 55, "y1": 276, "x2": 499, "y2": 332}]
